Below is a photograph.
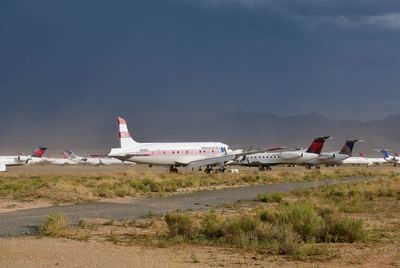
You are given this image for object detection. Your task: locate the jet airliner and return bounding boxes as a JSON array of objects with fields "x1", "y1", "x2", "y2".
[{"x1": 108, "y1": 117, "x2": 281, "y2": 172}]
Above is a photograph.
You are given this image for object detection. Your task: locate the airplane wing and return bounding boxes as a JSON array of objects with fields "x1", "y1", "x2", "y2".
[
  {"x1": 184, "y1": 147, "x2": 285, "y2": 169},
  {"x1": 184, "y1": 154, "x2": 236, "y2": 169},
  {"x1": 232, "y1": 147, "x2": 285, "y2": 159},
  {"x1": 111, "y1": 152, "x2": 152, "y2": 161}
]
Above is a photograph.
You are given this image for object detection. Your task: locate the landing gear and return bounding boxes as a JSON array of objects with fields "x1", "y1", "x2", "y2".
[
  {"x1": 258, "y1": 166, "x2": 272, "y2": 171},
  {"x1": 204, "y1": 168, "x2": 213, "y2": 174},
  {"x1": 217, "y1": 167, "x2": 225, "y2": 173},
  {"x1": 203, "y1": 165, "x2": 225, "y2": 174},
  {"x1": 169, "y1": 166, "x2": 179, "y2": 173}
]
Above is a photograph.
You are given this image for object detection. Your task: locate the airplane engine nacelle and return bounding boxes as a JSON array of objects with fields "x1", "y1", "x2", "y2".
[
  {"x1": 280, "y1": 151, "x2": 303, "y2": 160},
  {"x1": 18, "y1": 156, "x2": 30, "y2": 162},
  {"x1": 318, "y1": 153, "x2": 334, "y2": 160},
  {"x1": 235, "y1": 155, "x2": 246, "y2": 162}
]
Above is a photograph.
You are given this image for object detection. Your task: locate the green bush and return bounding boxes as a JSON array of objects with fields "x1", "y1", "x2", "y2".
[
  {"x1": 259, "y1": 202, "x2": 365, "y2": 243},
  {"x1": 322, "y1": 216, "x2": 366, "y2": 243},
  {"x1": 165, "y1": 212, "x2": 197, "y2": 239},
  {"x1": 257, "y1": 192, "x2": 283, "y2": 203},
  {"x1": 201, "y1": 211, "x2": 223, "y2": 239},
  {"x1": 39, "y1": 213, "x2": 70, "y2": 237}
]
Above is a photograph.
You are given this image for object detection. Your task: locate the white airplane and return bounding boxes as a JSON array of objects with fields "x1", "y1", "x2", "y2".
[
  {"x1": 108, "y1": 117, "x2": 282, "y2": 173},
  {"x1": 306, "y1": 140, "x2": 361, "y2": 168},
  {"x1": 41, "y1": 152, "x2": 79, "y2": 165},
  {"x1": 341, "y1": 153, "x2": 387, "y2": 166},
  {"x1": 234, "y1": 136, "x2": 330, "y2": 170},
  {"x1": 0, "y1": 146, "x2": 47, "y2": 172},
  {"x1": 379, "y1": 149, "x2": 400, "y2": 166},
  {"x1": 64, "y1": 150, "x2": 134, "y2": 165},
  {"x1": 341, "y1": 153, "x2": 374, "y2": 166}
]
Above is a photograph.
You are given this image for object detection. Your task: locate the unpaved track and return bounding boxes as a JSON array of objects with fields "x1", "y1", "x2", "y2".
[{"x1": 0, "y1": 176, "x2": 374, "y2": 237}]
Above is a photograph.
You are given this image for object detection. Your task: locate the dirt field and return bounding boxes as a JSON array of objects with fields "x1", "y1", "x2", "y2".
[
  {"x1": 1, "y1": 165, "x2": 399, "y2": 267},
  {"x1": 1, "y1": 236, "x2": 398, "y2": 268}
]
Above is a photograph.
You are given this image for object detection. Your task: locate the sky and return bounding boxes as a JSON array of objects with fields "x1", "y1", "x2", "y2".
[{"x1": 1, "y1": 0, "x2": 400, "y2": 152}]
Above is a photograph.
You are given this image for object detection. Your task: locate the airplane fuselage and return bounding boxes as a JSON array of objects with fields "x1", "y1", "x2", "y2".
[
  {"x1": 0, "y1": 156, "x2": 25, "y2": 166},
  {"x1": 236, "y1": 151, "x2": 318, "y2": 167},
  {"x1": 110, "y1": 142, "x2": 231, "y2": 166},
  {"x1": 307, "y1": 152, "x2": 350, "y2": 166}
]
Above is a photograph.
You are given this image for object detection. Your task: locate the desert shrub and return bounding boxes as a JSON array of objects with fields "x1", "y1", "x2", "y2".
[
  {"x1": 165, "y1": 212, "x2": 197, "y2": 239},
  {"x1": 259, "y1": 202, "x2": 365, "y2": 243},
  {"x1": 221, "y1": 215, "x2": 262, "y2": 247},
  {"x1": 39, "y1": 213, "x2": 70, "y2": 237},
  {"x1": 201, "y1": 211, "x2": 224, "y2": 239},
  {"x1": 276, "y1": 225, "x2": 301, "y2": 255},
  {"x1": 260, "y1": 202, "x2": 324, "y2": 243},
  {"x1": 322, "y1": 216, "x2": 366, "y2": 243},
  {"x1": 257, "y1": 192, "x2": 283, "y2": 203}
]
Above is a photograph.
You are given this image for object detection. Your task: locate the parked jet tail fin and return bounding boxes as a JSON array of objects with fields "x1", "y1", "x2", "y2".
[
  {"x1": 117, "y1": 117, "x2": 139, "y2": 149},
  {"x1": 339, "y1": 140, "x2": 361, "y2": 156},
  {"x1": 379, "y1": 149, "x2": 391, "y2": 159},
  {"x1": 306, "y1": 136, "x2": 331, "y2": 154},
  {"x1": 31, "y1": 146, "x2": 47, "y2": 158},
  {"x1": 64, "y1": 150, "x2": 78, "y2": 160}
]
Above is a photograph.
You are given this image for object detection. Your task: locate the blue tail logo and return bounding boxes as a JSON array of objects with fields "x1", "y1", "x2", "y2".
[
  {"x1": 339, "y1": 140, "x2": 358, "y2": 156},
  {"x1": 380, "y1": 149, "x2": 390, "y2": 159}
]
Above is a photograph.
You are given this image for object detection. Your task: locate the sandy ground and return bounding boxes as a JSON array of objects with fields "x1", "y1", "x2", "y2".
[{"x1": 1, "y1": 236, "x2": 399, "y2": 268}]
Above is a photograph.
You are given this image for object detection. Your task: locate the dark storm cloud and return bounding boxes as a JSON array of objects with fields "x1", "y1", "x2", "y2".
[{"x1": 0, "y1": 0, "x2": 399, "y2": 152}]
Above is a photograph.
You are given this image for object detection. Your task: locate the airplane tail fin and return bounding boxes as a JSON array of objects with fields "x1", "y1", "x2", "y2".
[
  {"x1": 31, "y1": 146, "x2": 47, "y2": 158},
  {"x1": 339, "y1": 140, "x2": 359, "y2": 156},
  {"x1": 117, "y1": 117, "x2": 139, "y2": 149},
  {"x1": 64, "y1": 150, "x2": 77, "y2": 160},
  {"x1": 306, "y1": 136, "x2": 330, "y2": 154},
  {"x1": 380, "y1": 149, "x2": 391, "y2": 159}
]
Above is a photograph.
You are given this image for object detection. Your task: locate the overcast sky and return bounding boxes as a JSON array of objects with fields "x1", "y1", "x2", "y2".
[{"x1": 1, "y1": 0, "x2": 400, "y2": 151}]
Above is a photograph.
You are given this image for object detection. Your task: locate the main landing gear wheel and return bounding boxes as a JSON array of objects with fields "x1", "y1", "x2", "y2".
[
  {"x1": 204, "y1": 167, "x2": 213, "y2": 174},
  {"x1": 169, "y1": 166, "x2": 179, "y2": 173}
]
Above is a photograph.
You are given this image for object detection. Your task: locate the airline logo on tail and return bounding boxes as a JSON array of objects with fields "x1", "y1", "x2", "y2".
[
  {"x1": 31, "y1": 146, "x2": 47, "y2": 158},
  {"x1": 117, "y1": 117, "x2": 139, "y2": 148},
  {"x1": 118, "y1": 117, "x2": 131, "y2": 138},
  {"x1": 306, "y1": 136, "x2": 330, "y2": 154},
  {"x1": 64, "y1": 150, "x2": 79, "y2": 160},
  {"x1": 339, "y1": 140, "x2": 359, "y2": 156},
  {"x1": 380, "y1": 149, "x2": 391, "y2": 159}
]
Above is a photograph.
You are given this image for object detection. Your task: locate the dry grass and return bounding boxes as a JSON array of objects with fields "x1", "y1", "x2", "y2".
[
  {"x1": 35, "y1": 172, "x2": 400, "y2": 263},
  {"x1": 0, "y1": 168, "x2": 381, "y2": 204}
]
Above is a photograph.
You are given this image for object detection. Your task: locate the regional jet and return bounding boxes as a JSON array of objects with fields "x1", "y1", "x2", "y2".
[
  {"x1": 341, "y1": 153, "x2": 386, "y2": 166},
  {"x1": 0, "y1": 146, "x2": 47, "y2": 172},
  {"x1": 379, "y1": 149, "x2": 400, "y2": 166},
  {"x1": 234, "y1": 136, "x2": 330, "y2": 170},
  {"x1": 108, "y1": 117, "x2": 281, "y2": 172},
  {"x1": 306, "y1": 140, "x2": 361, "y2": 168}
]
